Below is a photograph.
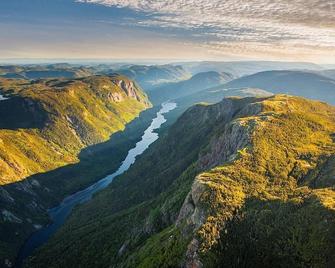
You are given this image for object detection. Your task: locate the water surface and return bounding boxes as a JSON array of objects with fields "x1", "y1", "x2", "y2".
[{"x1": 16, "y1": 102, "x2": 177, "y2": 267}]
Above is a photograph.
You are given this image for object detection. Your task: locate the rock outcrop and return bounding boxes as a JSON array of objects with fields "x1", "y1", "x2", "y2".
[
  {"x1": 26, "y1": 95, "x2": 335, "y2": 268},
  {"x1": 0, "y1": 74, "x2": 151, "y2": 265}
]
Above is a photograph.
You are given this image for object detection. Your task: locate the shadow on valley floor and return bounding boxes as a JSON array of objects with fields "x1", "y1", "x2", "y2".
[{"x1": 0, "y1": 106, "x2": 160, "y2": 266}]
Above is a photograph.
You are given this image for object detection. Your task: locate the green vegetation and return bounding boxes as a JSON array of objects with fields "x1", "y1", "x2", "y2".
[
  {"x1": 0, "y1": 75, "x2": 150, "y2": 185},
  {"x1": 0, "y1": 64, "x2": 94, "y2": 79},
  {"x1": 0, "y1": 75, "x2": 151, "y2": 266},
  {"x1": 27, "y1": 95, "x2": 335, "y2": 267}
]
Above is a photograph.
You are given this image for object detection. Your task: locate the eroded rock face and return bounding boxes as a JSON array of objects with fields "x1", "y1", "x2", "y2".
[
  {"x1": 176, "y1": 99, "x2": 265, "y2": 267},
  {"x1": 176, "y1": 179, "x2": 207, "y2": 229},
  {"x1": 185, "y1": 239, "x2": 203, "y2": 268},
  {"x1": 119, "y1": 80, "x2": 137, "y2": 99},
  {"x1": 1, "y1": 210, "x2": 22, "y2": 223},
  {"x1": 108, "y1": 92, "x2": 124, "y2": 102},
  {"x1": 198, "y1": 119, "x2": 251, "y2": 170},
  {"x1": 14, "y1": 180, "x2": 36, "y2": 196},
  {"x1": 112, "y1": 79, "x2": 139, "y2": 100},
  {"x1": 176, "y1": 179, "x2": 211, "y2": 268},
  {"x1": 0, "y1": 187, "x2": 14, "y2": 203}
]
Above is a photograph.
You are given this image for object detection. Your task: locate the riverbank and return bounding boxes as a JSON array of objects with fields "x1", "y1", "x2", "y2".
[
  {"x1": 16, "y1": 102, "x2": 176, "y2": 267},
  {"x1": 0, "y1": 105, "x2": 158, "y2": 268}
]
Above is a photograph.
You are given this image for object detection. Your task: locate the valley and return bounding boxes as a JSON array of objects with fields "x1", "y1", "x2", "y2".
[
  {"x1": 1, "y1": 1, "x2": 335, "y2": 267},
  {"x1": 16, "y1": 102, "x2": 176, "y2": 267},
  {"x1": 25, "y1": 94, "x2": 335, "y2": 268},
  {"x1": 0, "y1": 74, "x2": 152, "y2": 266},
  {"x1": 1, "y1": 61, "x2": 335, "y2": 268}
]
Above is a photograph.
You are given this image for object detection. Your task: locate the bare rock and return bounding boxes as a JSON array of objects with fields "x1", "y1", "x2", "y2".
[
  {"x1": 185, "y1": 239, "x2": 203, "y2": 268},
  {"x1": 14, "y1": 180, "x2": 36, "y2": 196},
  {"x1": 0, "y1": 187, "x2": 15, "y2": 203},
  {"x1": 1, "y1": 210, "x2": 22, "y2": 223}
]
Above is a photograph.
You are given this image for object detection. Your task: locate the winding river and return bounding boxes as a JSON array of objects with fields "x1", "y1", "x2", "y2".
[{"x1": 16, "y1": 102, "x2": 177, "y2": 267}]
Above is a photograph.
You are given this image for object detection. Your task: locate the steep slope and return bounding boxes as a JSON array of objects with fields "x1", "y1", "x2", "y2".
[
  {"x1": 0, "y1": 75, "x2": 151, "y2": 266},
  {"x1": 117, "y1": 65, "x2": 191, "y2": 90},
  {"x1": 149, "y1": 71, "x2": 234, "y2": 104},
  {"x1": 28, "y1": 95, "x2": 335, "y2": 268},
  {"x1": 0, "y1": 75, "x2": 151, "y2": 185},
  {"x1": 164, "y1": 86, "x2": 273, "y2": 126},
  {"x1": 224, "y1": 70, "x2": 335, "y2": 104}
]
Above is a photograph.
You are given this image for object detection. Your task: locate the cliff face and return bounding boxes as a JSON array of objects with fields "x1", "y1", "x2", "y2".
[
  {"x1": 0, "y1": 75, "x2": 151, "y2": 185},
  {"x1": 0, "y1": 75, "x2": 151, "y2": 266},
  {"x1": 28, "y1": 95, "x2": 335, "y2": 268},
  {"x1": 178, "y1": 95, "x2": 335, "y2": 267}
]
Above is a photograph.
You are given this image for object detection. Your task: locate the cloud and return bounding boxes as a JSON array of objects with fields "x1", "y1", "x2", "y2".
[{"x1": 77, "y1": 0, "x2": 335, "y2": 61}]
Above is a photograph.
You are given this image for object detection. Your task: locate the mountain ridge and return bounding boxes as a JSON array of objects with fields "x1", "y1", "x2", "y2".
[
  {"x1": 27, "y1": 94, "x2": 335, "y2": 268},
  {"x1": 149, "y1": 71, "x2": 234, "y2": 104},
  {"x1": 0, "y1": 74, "x2": 153, "y2": 266},
  {"x1": 117, "y1": 65, "x2": 191, "y2": 90},
  {"x1": 223, "y1": 70, "x2": 335, "y2": 104},
  {"x1": 0, "y1": 74, "x2": 151, "y2": 185}
]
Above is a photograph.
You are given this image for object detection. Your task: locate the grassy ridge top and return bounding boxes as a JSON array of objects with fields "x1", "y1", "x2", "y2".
[
  {"x1": 0, "y1": 75, "x2": 151, "y2": 185},
  {"x1": 27, "y1": 95, "x2": 335, "y2": 267},
  {"x1": 193, "y1": 95, "x2": 335, "y2": 265}
]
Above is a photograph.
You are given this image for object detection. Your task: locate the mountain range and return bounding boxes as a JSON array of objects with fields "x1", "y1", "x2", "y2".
[
  {"x1": 116, "y1": 65, "x2": 191, "y2": 90},
  {"x1": 1, "y1": 62, "x2": 335, "y2": 268},
  {"x1": 222, "y1": 70, "x2": 335, "y2": 104},
  {"x1": 26, "y1": 95, "x2": 335, "y2": 268},
  {"x1": 179, "y1": 61, "x2": 323, "y2": 77},
  {"x1": 148, "y1": 71, "x2": 234, "y2": 105},
  {"x1": 0, "y1": 64, "x2": 94, "y2": 80}
]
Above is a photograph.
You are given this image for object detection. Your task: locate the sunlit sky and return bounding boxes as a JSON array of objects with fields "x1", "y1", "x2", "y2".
[{"x1": 0, "y1": 0, "x2": 335, "y2": 63}]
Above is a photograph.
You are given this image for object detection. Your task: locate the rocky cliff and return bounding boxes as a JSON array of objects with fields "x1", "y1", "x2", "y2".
[
  {"x1": 0, "y1": 75, "x2": 151, "y2": 266},
  {"x1": 27, "y1": 95, "x2": 335, "y2": 268},
  {"x1": 0, "y1": 75, "x2": 150, "y2": 185}
]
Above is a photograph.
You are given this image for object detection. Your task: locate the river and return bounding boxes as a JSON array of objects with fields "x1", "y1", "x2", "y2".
[{"x1": 16, "y1": 102, "x2": 177, "y2": 267}]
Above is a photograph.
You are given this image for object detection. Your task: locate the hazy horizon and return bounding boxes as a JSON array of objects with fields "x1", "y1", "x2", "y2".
[{"x1": 0, "y1": 58, "x2": 332, "y2": 67}]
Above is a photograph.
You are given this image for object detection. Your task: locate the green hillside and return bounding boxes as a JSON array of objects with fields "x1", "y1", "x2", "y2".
[
  {"x1": 28, "y1": 95, "x2": 335, "y2": 267},
  {"x1": 0, "y1": 74, "x2": 151, "y2": 266},
  {"x1": 0, "y1": 75, "x2": 151, "y2": 185}
]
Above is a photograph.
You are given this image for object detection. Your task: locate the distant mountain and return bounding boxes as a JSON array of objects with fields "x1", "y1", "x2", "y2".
[
  {"x1": 223, "y1": 70, "x2": 335, "y2": 104},
  {"x1": 319, "y1": 69, "x2": 335, "y2": 80},
  {"x1": 117, "y1": 65, "x2": 191, "y2": 90},
  {"x1": 149, "y1": 71, "x2": 234, "y2": 104},
  {"x1": 0, "y1": 64, "x2": 94, "y2": 79},
  {"x1": 179, "y1": 61, "x2": 323, "y2": 77},
  {"x1": 322, "y1": 64, "x2": 335, "y2": 69},
  {"x1": 30, "y1": 95, "x2": 335, "y2": 268},
  {"x1": 164, "y1": 86, "x2": 272, "y2": 126}
]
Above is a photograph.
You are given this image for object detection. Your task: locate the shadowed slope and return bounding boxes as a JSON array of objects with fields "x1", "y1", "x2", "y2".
[
  {"x1": 28, "y1": 95, "x2": 335, "y2": 268},
  {"x1": 0, "y1": 75, "x2": 151, "y2": 185}
]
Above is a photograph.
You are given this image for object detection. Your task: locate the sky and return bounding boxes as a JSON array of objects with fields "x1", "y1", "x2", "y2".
[{"x1": 0, "y1": 0, "x2": 334, "y2": 63}]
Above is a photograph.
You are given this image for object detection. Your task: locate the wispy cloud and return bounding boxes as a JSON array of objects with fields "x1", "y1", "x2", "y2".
[{"x1": 78, "y1": 0, "x2": 335, "y2": 61}]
